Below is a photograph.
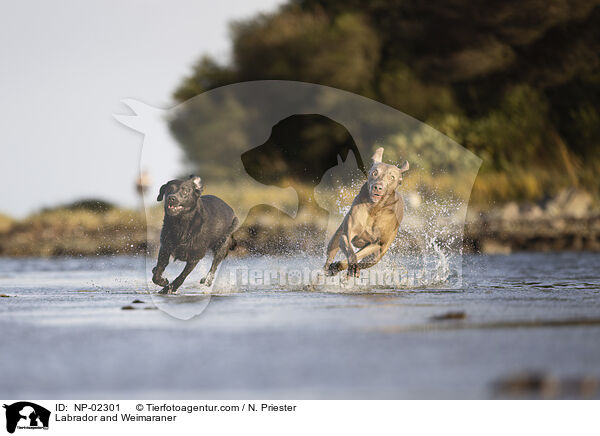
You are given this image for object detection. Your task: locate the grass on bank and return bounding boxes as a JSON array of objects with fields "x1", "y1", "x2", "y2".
[
  {"x1": 0, "y1": 202, "x2": 147, "y2": 257},
  {"x1": 1, "y1": 164, "x2": 598, "y2": 258},
  {"x1": 0, "y1": 213, "x2": 13, "y2": 233},
  {"x1": 470, "y1": 163, "x2": 600, "y2": 207}
]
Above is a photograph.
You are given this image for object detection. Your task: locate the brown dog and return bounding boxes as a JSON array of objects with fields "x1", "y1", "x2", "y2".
[{"x1": 324, "y1": 147, "x2": 409, "y2": 277}]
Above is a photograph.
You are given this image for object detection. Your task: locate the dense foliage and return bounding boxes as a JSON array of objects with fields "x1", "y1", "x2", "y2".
[{"x1": 171, "y1": 0, "x2": 600, "y2": 200}]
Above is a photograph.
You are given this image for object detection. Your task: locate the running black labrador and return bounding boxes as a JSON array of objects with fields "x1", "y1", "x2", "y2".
[{"x1": 152, "y1": 175, "x2": 238, "y2": 294}]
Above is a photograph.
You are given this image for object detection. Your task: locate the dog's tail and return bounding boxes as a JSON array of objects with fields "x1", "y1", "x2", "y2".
[{"x1": 229, "y1": 217, "x2": 239, "y2": 251}]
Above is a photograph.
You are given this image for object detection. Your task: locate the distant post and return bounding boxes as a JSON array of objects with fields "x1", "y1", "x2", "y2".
[
  {"x1": 135, "y1": 170, "x2": 151, "y2": 212},
  {"x1": 135, "y1": 170, "x2": 152, "y2": 256}
]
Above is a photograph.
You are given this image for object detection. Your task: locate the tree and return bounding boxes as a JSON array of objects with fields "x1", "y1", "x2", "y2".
[{"x1": 170, "y1": 0, "x2": 600, "y2": 198}]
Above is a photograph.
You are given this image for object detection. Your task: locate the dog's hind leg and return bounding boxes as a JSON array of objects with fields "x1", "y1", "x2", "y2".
[
  {"x1": 152, "y1": 246, "x2": 171, "y2": 287},
  {"x1": 159, "y1": 259, "x2": 199, "y2": 294},
  {"x1": 201, "y1": 236, "x2": 232, "y2": 287},
  {"x1": 202, "y1": 217, "x2": 238, "y2": 287}
]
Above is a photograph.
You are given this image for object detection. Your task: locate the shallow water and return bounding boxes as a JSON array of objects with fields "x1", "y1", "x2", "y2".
[{"x1": 0, "y1": 253, "x2": 599, "y2": 399}]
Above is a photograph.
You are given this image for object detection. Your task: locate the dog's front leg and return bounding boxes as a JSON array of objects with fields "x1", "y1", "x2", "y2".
[
  {"x1": 340, "y1": 233, "x2": 359, "y2": 277},
  {"x1": 328, "y1": 214, "x2": 361, "y2": 277},
  {"x1": 152, "y1": 246, "x2": 171, "y2": 287},
  {"x1": 329, "y1": 243, "x2": 381, "y2": 274},
  {"x1": 339, "y1": 214, "x2": 363, "y2": 277},
  {"x1": 324, "y1": 225, "x2": 343, "y2": 272},
  {"x1": 159, "y1": 259, "x2": 199, "y2": 294},
  {"x1": 357, "y1": 238, "x2": 393, "y2": 271}
]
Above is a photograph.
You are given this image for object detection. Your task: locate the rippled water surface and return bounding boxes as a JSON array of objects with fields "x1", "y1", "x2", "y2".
[{"x1": 0, "y1": 253, "x2": 599, "y2": 398}]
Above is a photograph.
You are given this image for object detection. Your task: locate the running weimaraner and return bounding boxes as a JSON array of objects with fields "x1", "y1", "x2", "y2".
[{"x1": 324, "y1": 147, "x2": 409, "y2": 277}]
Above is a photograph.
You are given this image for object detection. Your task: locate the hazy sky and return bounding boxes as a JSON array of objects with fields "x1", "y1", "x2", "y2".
[{"x1": 0, "y1": 0, "x2": 284, "y2": 217}]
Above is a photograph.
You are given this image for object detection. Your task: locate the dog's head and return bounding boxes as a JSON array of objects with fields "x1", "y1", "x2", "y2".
[
  {"x1": 367, "y1": 147, "x2": 409, "y2": 204},
  {"x1": 157, "y1": 175, "x2": 204, "y2": 216}
]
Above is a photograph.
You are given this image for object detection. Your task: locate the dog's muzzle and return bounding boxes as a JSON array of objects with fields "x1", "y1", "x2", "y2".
[
  {"x1": 166, "y1": 195, "x2": 184, "y2": 214},
  {"x1": 370, "y1": 184, "x2": 384, "y2": 202}
]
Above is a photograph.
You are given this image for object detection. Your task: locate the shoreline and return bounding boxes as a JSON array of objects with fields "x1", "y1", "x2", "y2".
[
  {"x1": 1, "y1": 214, "x2": 598, "y2": 257},
  {"x1": 465, "y1": 214, "x2": 600, "y2": 254},
  {"x1": 1, "y1": 188, "x2": 598, "y2": 257}
]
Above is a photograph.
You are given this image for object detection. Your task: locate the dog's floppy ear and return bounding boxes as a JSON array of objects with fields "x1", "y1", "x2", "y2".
[
  {"x1": 398, "y1": 160, "x2": 409, "y2": 173},
  {"x1": 189, "y1": 175, "x2": 204, "y2": 194},
  {"x1": 371, "y1": 147, "x2": 384, "y2": 163},
  {"x1": 157, "y1": 180, "x2": 178, "y2": 201},
  {"x1": 157, "y1": 184, "x2": 168, "y2": 201}
]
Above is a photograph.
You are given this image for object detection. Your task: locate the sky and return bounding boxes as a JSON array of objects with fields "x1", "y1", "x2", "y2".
[{"x1": 0, "y1": 0, "x2": 284, "y2": 217}]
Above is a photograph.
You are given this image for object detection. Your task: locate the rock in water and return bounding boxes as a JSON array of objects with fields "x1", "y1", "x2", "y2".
[{"x1": 431, "y1": 311, "x2": 466, "y2": 321}]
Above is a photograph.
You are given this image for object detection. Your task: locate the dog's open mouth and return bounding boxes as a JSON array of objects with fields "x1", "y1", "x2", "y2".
[
  {"x1": 167, "y1": 205, "x2": 184, "y2": 213},
  {"x1": 370, "y1": 187, "x2": 383, "y2": 202}
]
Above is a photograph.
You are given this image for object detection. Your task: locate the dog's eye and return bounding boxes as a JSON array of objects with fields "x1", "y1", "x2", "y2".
[
  {"x1": 371, "y1": 170, "x2": 377, "y2": 177},
  {"x1": 390, "y1": 175, "x2": 395, "y2": 181}
]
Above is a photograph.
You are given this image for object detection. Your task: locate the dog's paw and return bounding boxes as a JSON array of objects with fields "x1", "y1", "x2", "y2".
[
  {"x1": 154, "y1": 278, "x2": 169, "y2": 287},
  {"x1": 326, "y1": 262, "x2": 341, "y2": 276},
  {"x1": 348, "y1": 263, "x2": 360, "y2": 278},
  {"x1": 200, "y1": 273, "x2": 214, "y2": 287},
  {"x1": 152, "y1": 275, "x2": 169, "y2": 287},
  {"x1": 158, "y1": 284, "x2": 175, "y2": 294}
]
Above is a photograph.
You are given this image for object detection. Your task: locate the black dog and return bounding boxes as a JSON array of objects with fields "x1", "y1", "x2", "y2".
[{"x1": 152, "y1": 175, "x2": 238, "y2": 294}]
